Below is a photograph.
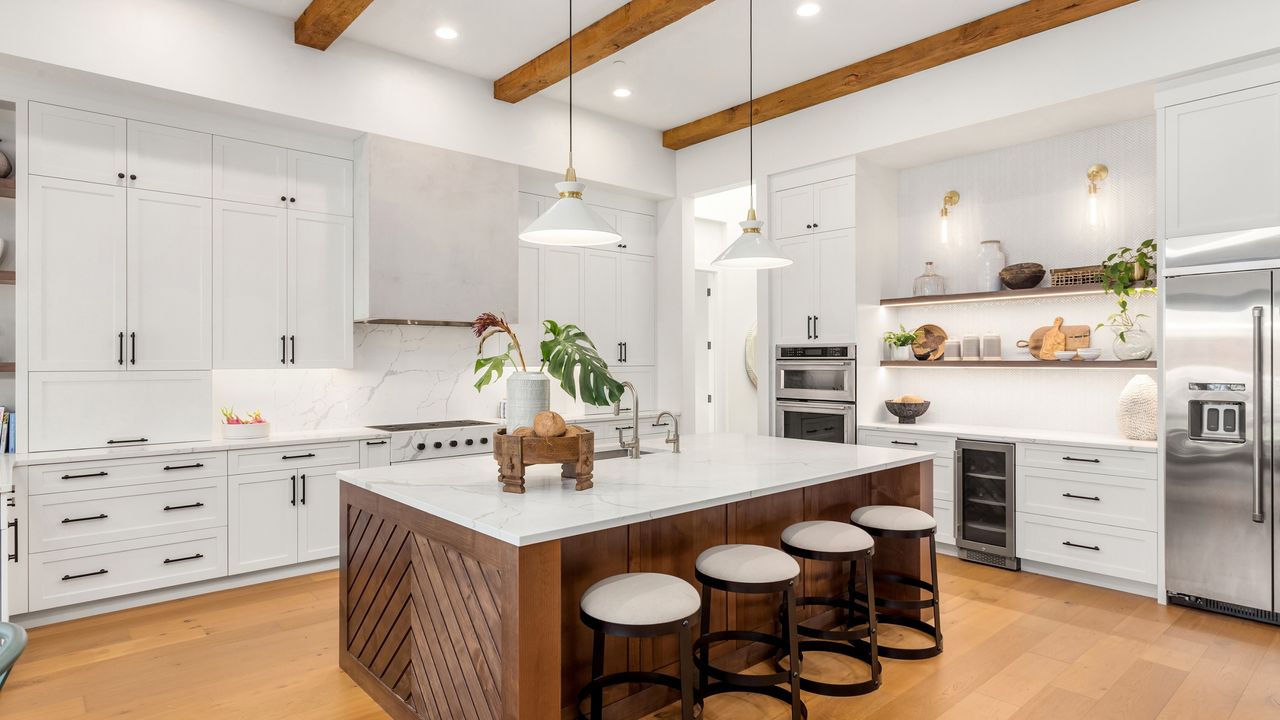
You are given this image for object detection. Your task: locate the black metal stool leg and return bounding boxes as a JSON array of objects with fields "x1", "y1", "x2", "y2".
[
  {"x1": 590, "y1": 628, "x2": 604, "y2": 720},
  {"x1": 785, "y1": 581, "x2": 802, "y2": 720},
  {"x1": 678, "y1": 620, "x2": 696, "y2": 720},
  {"x1": 864, "y1": 554, "x2": 881, "y2": 687},
  {"x1": 929, "y1": 534, "x2": 943, "y2": 652},
  {"x1": 699, "y1": 585, "x2": 711, "y2": 693}
]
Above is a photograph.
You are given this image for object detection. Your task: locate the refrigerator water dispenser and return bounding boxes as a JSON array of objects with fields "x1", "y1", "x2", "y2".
[{"x1": 1189, "y1": 400, "x2": 1246, "y2": 443}]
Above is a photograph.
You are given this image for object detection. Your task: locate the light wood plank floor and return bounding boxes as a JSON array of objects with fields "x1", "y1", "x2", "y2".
[{"x1": 0, "y1": 557, "x2": 1277, "y2": 719}]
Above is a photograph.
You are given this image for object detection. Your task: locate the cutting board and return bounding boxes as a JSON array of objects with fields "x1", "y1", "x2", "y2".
[{"x1": 1017, "y1": 322, "x2": 1091, "y2": 359}]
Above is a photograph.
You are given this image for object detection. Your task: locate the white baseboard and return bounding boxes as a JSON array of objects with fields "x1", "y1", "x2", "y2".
[
  {"x1": 12, "y1": 558, "x2": 338, "y2": 628},
  {"x1": 939, "y1": 544, "x2": 1156, "y2": 598}
]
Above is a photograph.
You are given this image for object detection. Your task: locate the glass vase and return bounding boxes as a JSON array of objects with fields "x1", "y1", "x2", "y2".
[
  {"x1": 1112, "y1": 327, "x2": 1154, "y2": 361},
  {"x1": 912, "y1": 262, "x2": 946, "y2": 296}
]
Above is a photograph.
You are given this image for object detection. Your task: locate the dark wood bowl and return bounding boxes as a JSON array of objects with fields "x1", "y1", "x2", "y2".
[
  {"x1": 884, "y1": 401, "x2": 930, "y2": 424},
  {"x1": 1000, "y1": 263, "x2": 1046, "y2": 290}
]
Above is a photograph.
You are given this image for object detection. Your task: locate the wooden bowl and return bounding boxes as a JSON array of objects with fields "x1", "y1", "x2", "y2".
[
  {"x1": 911, "y1": 324, "x2": 948, "y2": 361},
  {"x1": 884, "y1": 401, "x2": 930, "y2": 424},
  {"x1": 1000, "y1": 263, "x2": 1046, "y2": 290}
]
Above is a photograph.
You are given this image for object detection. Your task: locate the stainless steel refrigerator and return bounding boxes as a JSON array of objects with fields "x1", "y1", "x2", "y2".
[{"x1": 1165, "y1": 269, "x2": 1280, "y2": 625}]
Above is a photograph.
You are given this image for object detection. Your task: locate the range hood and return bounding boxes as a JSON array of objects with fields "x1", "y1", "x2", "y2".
[{"x1": 354, "y1": 134, "x2": 519, "y2": 327}]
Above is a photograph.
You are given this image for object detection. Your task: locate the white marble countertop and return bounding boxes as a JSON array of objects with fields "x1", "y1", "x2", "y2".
[
  {"x1": 7, "y1": 427, "x2": 392, "y2": 468},
  {"x1": 859, "y1": 421, "x2": 1157, "y2": 453},
  {"x1": 338, "y1": 433, "x2": 934, "y2": 546}
]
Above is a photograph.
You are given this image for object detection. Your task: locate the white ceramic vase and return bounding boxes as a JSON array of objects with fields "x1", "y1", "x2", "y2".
[
  {"x1": 506, "y1": 372, "x2": 550, "y2": 432},
  {"x1": 1117, "y1": 374, "x2": 1158, "y2": 440},
  {"x1": 976, "y1": 240, "x2": 1007, "y2": 292},
  {"x1": 893, "y1": 345, "x2": 914, "y2": 361}
]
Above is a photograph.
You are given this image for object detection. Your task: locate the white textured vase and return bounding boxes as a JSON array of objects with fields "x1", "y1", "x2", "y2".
[
  {"x1": 1117, "y1": 374, "x2": 1158, "y2": 441},
  {"x1": 976, "y1": 240, "x2": 1007, "y2": 292},
  {"x1": 506, "y1": 372, "x2": 550, "y2": 432}
]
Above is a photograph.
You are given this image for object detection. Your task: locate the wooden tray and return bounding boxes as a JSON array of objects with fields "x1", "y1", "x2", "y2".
[
  {"x1": 492, "y1": 428, "x2": 595, "y2": 494},
  {"x1": 1017, "y1": 323, "x2": 1091, "y2": 359}
]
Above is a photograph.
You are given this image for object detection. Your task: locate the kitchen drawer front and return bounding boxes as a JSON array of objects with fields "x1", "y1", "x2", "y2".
[
  {"x1": 1017, "y1": 514, "x2": 1157, "y2": 584},
  {"x1": 28, "y1": 371, "x2": 213, "y2": 452},
  {"x1": 29, "y1": 527, "x2": 227, "y2": 611},
  {"x1": 29, "y1": 477, "x2": 227, "y2": 553},
  {"x1": 860, "y1": 429, "x2": 956, "y2": 459},
  {"x1": 1018, "y1": 467, "x2": 1156, "y2": 531},
  {"x1": 579, "y1": 416, "x2": 672, "y2": 442},
  {"x1": 933, "y1": 499, "x2": 955, "y2": 546},
  {"x1": 29, "y1": 453, "x2": 227, "y2": 496},
  {"x1": 227, "y1": 441, "x2": 359, "y2": 475},
  {"x1": 1018, "y1": 443, "x2": 1156, "y2": 479},
  {"x1": 933, "y1": 458, "x2": 954, "y2": 503}
]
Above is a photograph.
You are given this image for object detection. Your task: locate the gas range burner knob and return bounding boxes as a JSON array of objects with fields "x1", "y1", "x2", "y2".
[
  {"x1": 433, "y1": 441, "x2": 443, "y2": 449},
  {"x1": 449, "y1": 440, "x2": 458, "y2": 448},
  {"x1": 465, "y1": 439, "x2": 474, "y2": 446},
  {"x1": 416, "y1": 442, "x2": 426, "y2": 451},
  {"x1": 480, "y1": 437, "x2": 489, "y2": 445}
]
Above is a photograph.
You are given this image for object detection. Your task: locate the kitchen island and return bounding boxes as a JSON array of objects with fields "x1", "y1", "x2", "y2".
[{"x1": 337, "y1": 433, "x2": 934, "y2": 720}]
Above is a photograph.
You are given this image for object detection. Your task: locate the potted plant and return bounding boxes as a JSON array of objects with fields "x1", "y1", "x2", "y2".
[
  {"x1": 473, "y1": 313, "x2": 624, "y2": 431},
  {"x1": 1097, "y1": 239, "x2": 1156, "y2": 360},
  {"x1": 882, "y1": 325, "x2": 920, "y2": 361}
]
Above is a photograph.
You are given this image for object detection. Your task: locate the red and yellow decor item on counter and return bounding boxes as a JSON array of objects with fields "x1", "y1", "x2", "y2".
[
  {"x1": 219, "y1": 407, "x2": 270, "y2": 439},
  {"x1": 493, "y1": 411, "x2": 595, "y2": 494}
]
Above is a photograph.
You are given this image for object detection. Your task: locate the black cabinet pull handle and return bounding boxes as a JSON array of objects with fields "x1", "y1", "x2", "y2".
[
  {"x1": 806, "y1": 315, "x2": 812, "y2": 340},
  {"x1": 617, "y1": 342, "x2": 622, "y2": 362},
  {"x1": 622, "y1": 342, "x2": 627, "y2": 363},
  {"x1": 652, "y1": 422, "x2": 670, "y2": 427},
  {"x1": 163, "y1": 463, "x2": 205, "y2": 471},
  {"x1": 282, "y1": 452, "x2": 316, "y2": 460},
  {"x1": 129, "y1": 332, "x2": 136, "y2": 365},
  {"x1": 62, "y1": 471, "x2": 109, "y2": 480},
  {"x1": 163, "y1": 553, "x2": 204, "y2": 564},
  {"x1": 163, "y1": 502, "x2": 205, "y2": 511},
  {"x1": 813, "y1": 316, "x2": 818, "y2": 339},
  {"x1": 107, "y1": 438, "x2": 148, "y2": 444},
  {"x1": 300, "y1": 474, "x2": 307, "y2": 505},
  {"x1": 891, "y1": 440, "x2": 918, "y2": 446},
  {"x1": 290, "y1": 335, "x2": 296, "y2": 364},
  {"x1": 62, "y1": 569, "x2": 108, "y2": 581},
  {"x1": 61, "y1": 513, "x2": 108, "y2": 524},
  {"x1": 1061, "y1": 493, "x2": 1101, "y2": 502},
  {"x1": 117, "y1": 331, "x2": 125, "y2": 365},
  {"x1": 1062, "y1": 456, "x2": 1100, "y2": 463},
  {"x1": 365, "y1": 440, "x2": 387, "y2": 446},
  {"x1": 616, "y1": 425, "x2": 635, "y2": 431},
  {"x1": 7, "y1": 519, "x2": 17, "y2": 562},
  {"x1": 281, "y1": 335, "x2": 287, "y2": 365},
  {"x1": 290, "y1": 475, "x2": 297, "y2": 506},
  {"x1": 1062, "y1": 541, "x2": 1101, "y2": 551}
]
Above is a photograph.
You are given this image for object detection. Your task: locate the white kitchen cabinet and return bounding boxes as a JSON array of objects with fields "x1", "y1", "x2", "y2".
[
  {"x1": 360, "y1": 438, "x2": 391, "y2": 468},
  {"x1": 773, "y1": 186, "x2": 816, "y2": 239},
  {"x1": 213, "y1": 201, "x2": 289, "y2": 368},
  {"x1": 288, "y1": 210, "x2": 353, "y2": 368},
  {"x1": 1165, "y1": 82, "x2": 1280, "y2": 238},
  {"x1": 212, "y1": 136, "x2": 289, "y2": 208},
  {"x1": 126, "y1": 190, "x2": 212, "y2": 370},
  {"x1": 771, "y1": 176, "x2": 855, "y2": 240},
  {"x1": 28, "y1": 176, "x2": 127, "y2": 371},
  {"x1": 774, "y1": 236, "x2": 816, "y2": 345},
  {"x1": 28, "y1": 103, "x2": 128, "y2": 186},
  {"x1": 616, "y1": 211, "x2": 657, "y2": 256},
  {"x1": 27, "y1": 372, "x2": 212, "y2": 452},
  {"x1": 28, "y1": 477, "x2": 226, "y2": 553},
  {"x1": 2, "y1": 487, "x2": 28, "y2": 617},
  {"x1": 288, "y1": 150, "x2": 353, "y2": 216},
  {"x1": 618, "y1": 255, "x2": 655, "y2": 365},
  {"x1": 229, "y1": 462, "x2": 353, "y2": 575},
  {"x1": 296, "y1": 464, "x2": 355, "y2": 562},
  {"x1": 541, "y1": 246, "x2": 585, "y2": 327},
  {"x1": 610, "y1": 366, "x2": 657, "y2": 412},
  {"x1": 584, "y1": 250, "x2": 620, "y2": 361},
  {"x1": 125, "y1": 120, "x2": 212, "y2": 197},
  {"x1": 773, "y1": 229, "x2": 855, "y2": 344}
]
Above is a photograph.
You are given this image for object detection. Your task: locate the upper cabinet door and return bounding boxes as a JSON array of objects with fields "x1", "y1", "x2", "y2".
[
  {"x1": 1165, "y1": 83, "x2": 1280, "y2": 238},
  {"x1": 213, "y1": 136, "x2": 289, "y2": 208},
  {"x1": 126, "y1": 120, "x2": 212, "y2": 197},
  {"x1": 541, "y1": 247, "x2": 585, "y2": 328},
  {"x1": 772, "y1": 185, "x2": 815, "y2": 239},
  {"x1": 618, "y1": 255, "x2": 656, "y2": 366},
  {"x1": 29, "y1": 103, "x2": 127, "y2": 186},
  {"x1": 288, "y1": 210, "x2": 353, "y2": 369},
  {"x1": 518, "y1": 193, "x2": 548, "y2": 249},
  {"x1": 774, "y1": 236, "x2": 817, "y2": 345},
  {"x1": 287, "y1": 150, "x2": 353, "y2": 217},
  {"x1": 813, "y1": 176, "x2": 855, "y2": 231},
  {"x1": 583, "y1": 250, "x2": 621, "y2": 364},
  {"x1": 814, "y1": 229, "x2": 856, "y2": 343},
  {"x1": 126, "y1": 190, "x2": 213, "y2": 370},
  {"x1": 28, "y1": 177, "x2": 127, "y2": 371},
  {"x1": 214, "y1": 201, "x2": 289, "y2": 369},
  {"x1": 616, "y1": 211, "x2": 657, "y2": 256}
]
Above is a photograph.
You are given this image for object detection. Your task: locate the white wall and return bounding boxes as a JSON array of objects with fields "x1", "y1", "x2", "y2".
[
  {"x1": 0, "y1": 105, "x2": 12, "y2": 409},
  {"x1": 0, "y1": 0, "x2": 674, "y2": 198}
]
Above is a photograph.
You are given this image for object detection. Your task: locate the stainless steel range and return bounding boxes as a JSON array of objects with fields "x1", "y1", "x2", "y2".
[{"x1": 366, "y1": 420, "x2": 502, "y2": 463}]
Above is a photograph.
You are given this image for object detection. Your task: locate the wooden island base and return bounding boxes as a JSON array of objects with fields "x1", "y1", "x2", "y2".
[{"x1": 340, "y1": 461, "x2": 932, "y2": 720}]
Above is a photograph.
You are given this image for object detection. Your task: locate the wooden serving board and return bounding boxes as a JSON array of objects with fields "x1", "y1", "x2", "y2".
[{"x1": 1017, "y1": 323, "x2": 1091, "y2": 357}]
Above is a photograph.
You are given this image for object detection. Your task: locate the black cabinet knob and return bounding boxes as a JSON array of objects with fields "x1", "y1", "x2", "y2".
[
  {"x1": 465, "y1": 439, "x2": 474, "y2": 446},
  {"x1": 433, "y1": 441, "x2": 443, "y2": 449},
  {"x1": 280, "y1": 195, "x2": 287, "y2": 202},
  {"x1": 813, "y1": 223, "x2": 819, "y2": 228},
  {"x1": 129, "y1": 174, "x2": 137, "y2": 181},
  {"x1": 117, "y1": 172, "x2": 125, "y2": 179},
  {"x1": 416, "y1": 442, "x2": 426, "y2": 451},
  {"x1": 449, "y1": 440, "x2": 458, "y2": 447},
  {"x1": 805, "y1": 224, "x2": 812, "y2": 229},
  {"x1": 289, "y1": 197, "x2": 296, "y2": 203},
  {"x1": 480, "y1": 437, "x2": 489, "y2": 445}
]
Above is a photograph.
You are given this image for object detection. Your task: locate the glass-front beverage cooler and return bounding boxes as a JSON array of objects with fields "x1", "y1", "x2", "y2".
[{"x1": 955, "y1": 439, "x2": 1019, "y2": 570}]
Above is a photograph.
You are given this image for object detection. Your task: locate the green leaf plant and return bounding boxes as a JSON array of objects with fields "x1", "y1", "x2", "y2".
[
  {"x1": 471, "y1": 314, "x2": 624, "y2": 408},
  {"x1": 1097, "y1": 239, "x2": 1157, "y2": 341}
]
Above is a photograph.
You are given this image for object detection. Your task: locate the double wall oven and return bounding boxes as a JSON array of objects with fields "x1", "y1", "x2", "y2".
[{"x1": 774, "y1": 344, "x2": 857, "y2": 444}]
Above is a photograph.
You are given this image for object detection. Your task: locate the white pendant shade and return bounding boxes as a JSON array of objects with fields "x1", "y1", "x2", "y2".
[
  {"x1": 519, "y1": 180, "x2": 622, "y2": 246},
  {"x1": 711, "y1": 213, "x2": 793, "y2": 269}
]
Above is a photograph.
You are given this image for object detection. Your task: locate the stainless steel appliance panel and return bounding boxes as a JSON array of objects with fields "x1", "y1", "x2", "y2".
[
  {"x1": 775, "y1": 401, "x2": 856, "y2": 444},
  {"x1": 775, "y1": 360, "x2": 857, "y2": 402},
  {"x1": 954, "y1": 439, "x2": 1018, "y2": 570},
  {"x1": 1165, "y1": 270, "x2": 1274, "y2": 611}
]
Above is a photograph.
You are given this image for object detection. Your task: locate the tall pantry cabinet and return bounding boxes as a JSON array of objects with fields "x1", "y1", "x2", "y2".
[{"x1": 770, "y1": 174, "x2": 856, "y2": 345}]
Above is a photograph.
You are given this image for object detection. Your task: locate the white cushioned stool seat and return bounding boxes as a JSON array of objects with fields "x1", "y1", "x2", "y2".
[
  {"x1": 696, "y1": 544, "x2": 800, "y2": 585},
  {"x1": 851, "y1": 505, "x2": 937, "y2": 532},
  {"x1": 581, "y1": 573, "x2": 701, "y2": 626},
  {"x1": 782, "y1": 520, "x2": 874, "y2": 554}
]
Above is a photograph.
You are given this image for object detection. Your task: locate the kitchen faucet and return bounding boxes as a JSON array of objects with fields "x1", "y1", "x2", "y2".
[
  {"x1": 613, "y1": 381, "x2": 641, "y2": 459},
  {"x1": 655, "y1": 410, "x2": 680, "y2": 454}
]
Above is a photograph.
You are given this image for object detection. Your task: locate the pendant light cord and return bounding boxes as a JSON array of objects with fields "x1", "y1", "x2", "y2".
[
  {"x1": 748, "y1": 0, "x2": 754, "y2": 210},
  {"x1": 568, "y1": 0, "x2": 574, "y2": 168}
]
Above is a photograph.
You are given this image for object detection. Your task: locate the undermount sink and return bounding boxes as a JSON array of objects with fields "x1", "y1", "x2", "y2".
[{"x1": 595, "y1": 448, "x2": 659, "y2": 460}]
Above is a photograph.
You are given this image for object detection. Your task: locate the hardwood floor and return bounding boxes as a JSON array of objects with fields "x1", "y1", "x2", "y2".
[{"x1": 1, "y1": 557, "x2": 1277, "y2": 719}]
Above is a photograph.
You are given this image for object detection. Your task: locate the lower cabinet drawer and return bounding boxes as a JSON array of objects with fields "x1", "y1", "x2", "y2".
[
  {"x1": 29, "y1": 527, "x2": 227, "y2": 611},
  {"x1": 28, "y1": 453, "x2": 227, "y2": 496},
  {"x1": 1017, "y1": 467, "x2": 1156, "y2": 531},
  {"x1": 1018, "y1": 442, "x2": 1157, "y2": 479},
  {"x1": 1017, "y1": 514, "x2": 1156, "y2": 584},
  {"x1": 860, "y1": 429, "x2": 956, "y2": 459},
  {"x1": 228, "y1": 441, "x2": 359, "y2": 475},
  {"x1": 933, "y1": 499, "x2": 955, "y2": 545},
  {"x1": 29, "y1": 477, "x2": 227, "y2": 553}
]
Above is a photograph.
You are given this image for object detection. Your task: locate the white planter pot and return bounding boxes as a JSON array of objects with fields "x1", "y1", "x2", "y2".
[
  {"x1": 506, "y1": 372, "x2": 550, "y2": 432},
  {"x1": 221, "y1": 422, "x2": 270, "y2": 439},
  {"x1": 892, "y1": 345, "x2": 914, "y2": 361}
]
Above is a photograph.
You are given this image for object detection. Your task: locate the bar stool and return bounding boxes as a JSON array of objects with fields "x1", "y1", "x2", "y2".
[
  {"x1": 693, "y1": 544, "x2": 807, "y2": 720},
  {"x1": 777, "y1": 520, "x2": 882, "y2": 696},
  {"x1": 577, "y1": 572, "x2": 701, "y2": 720},
  {"x1": 850, "y1": 505, "x2": 943, "y2": 659}
]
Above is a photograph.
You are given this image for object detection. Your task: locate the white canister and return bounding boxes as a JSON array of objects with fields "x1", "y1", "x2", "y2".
[
  {"x1": 943, "y1": 339, "x2": 961, "y2": 361},
  {"x1": 976, "y1": 240, "x2": 1007, "y2": 292},
  {"x1": 961, "y1": 335, "x2": 981, "y2": 361},
  {"x1": 981, "y1": 334, "x2": 1002, "y2": 360},
  {"x1": 505, "y1": 372, "x2": 551, "y2": 432}
]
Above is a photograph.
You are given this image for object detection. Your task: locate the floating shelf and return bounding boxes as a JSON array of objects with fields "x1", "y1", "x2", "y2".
[
  {"x1": 880, "y1": 283, "x2": 1133, "y2": 307},
  {"x1": 0, "y1": 363, "x2": 14, "y2": 373},
  {"x1": 881, "y1": 360, "x2": 1156, "y2": 369},
  {"x1": 0, "y1": 271, "x2": 14, "y2": 285},
  {"x1": 0, "y1": 178, "x2": 12, "y2": 199}
]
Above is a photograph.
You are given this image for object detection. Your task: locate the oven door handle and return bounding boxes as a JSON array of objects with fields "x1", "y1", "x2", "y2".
[
  {"x1": 775, "y1": 401, "x2": 854, "y2": 413},
  {"x1": 776, "y1": 361, "x2": 855, "y2": 371}
]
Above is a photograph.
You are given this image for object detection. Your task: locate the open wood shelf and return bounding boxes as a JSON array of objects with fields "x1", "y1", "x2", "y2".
[
  {"x1": 0, "y1": 178, "x2": 13, "y2": 199},
  {"x1": 0, "y1": 271, "x2": 14, "y2": 285},
  {"x1": 881, "y1": 360, "x2": 1157, "y2": 369},
  {"x1": 881, "y1": 283, "x2": 1119, "y2": 306},
  {"x1": 0, "y1": 363, "x2": 15, "y2": 373}
]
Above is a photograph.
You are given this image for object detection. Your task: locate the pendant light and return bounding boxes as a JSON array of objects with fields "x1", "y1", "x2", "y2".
[
  {"x1": 519, "y1": 0, "x2": 621, "y2": 247},
  {"x1": 712, "y1": 0, "x2": 792, "y2": 270}
]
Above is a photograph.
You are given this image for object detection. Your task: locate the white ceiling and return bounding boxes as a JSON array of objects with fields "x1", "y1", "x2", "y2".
[{"x1": 228, "y1": 0, "x2": 1029, "y2": 130}]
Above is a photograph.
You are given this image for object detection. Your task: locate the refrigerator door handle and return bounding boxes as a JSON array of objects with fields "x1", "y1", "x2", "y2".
[{"x1": 1252, "y1": 305, "x2": 1266, "y2": 523}]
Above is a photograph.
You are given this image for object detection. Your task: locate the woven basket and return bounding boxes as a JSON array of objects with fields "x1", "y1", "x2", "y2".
[{"x1": 1050, "y1": 265, "x2": 1103, "y2": 287}]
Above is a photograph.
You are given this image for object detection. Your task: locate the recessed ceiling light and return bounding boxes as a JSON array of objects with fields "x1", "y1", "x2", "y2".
[
  {"x1": 434, "y1": 26, "x2": 459, "y2": 40},
  {"x1": 612, "y1": 88, "x2": 632, "y2": 98},
  {"x1": 795, "y1": 2, "x2": 821, "y2": 17}
]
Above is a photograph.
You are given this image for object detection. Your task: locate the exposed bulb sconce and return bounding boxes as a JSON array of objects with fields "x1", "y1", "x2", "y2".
[
  {"x1": 1086, "y1": 164, "x2": 1108, "y2": 229},
  {"x1": 939, "y1": 190, "x2": 959, "y2": 245}
]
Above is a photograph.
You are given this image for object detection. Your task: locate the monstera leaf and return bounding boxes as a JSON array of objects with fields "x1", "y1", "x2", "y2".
[
  {"x1": 540, "y1": 320, "x2": 625, "y2": 407},
  {"x1": 473, "y1": 342, "x2": 515, "y2": 391}
]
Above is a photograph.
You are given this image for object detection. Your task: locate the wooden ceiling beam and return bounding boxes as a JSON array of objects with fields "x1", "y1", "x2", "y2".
[
  {"x1": 295, "y1": 0, "x2": 376, "y2": 51},
  {"x1": 662, "y1": 0, "x2": 1140, "y2": 151},
  {"x1": 494, "y1": 0, "x2": 717, "y2": 104}
]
